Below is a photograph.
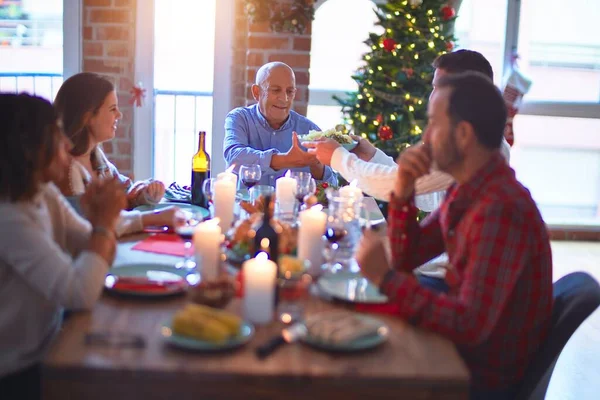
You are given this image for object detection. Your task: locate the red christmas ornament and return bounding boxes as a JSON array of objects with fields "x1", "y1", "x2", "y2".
[
  {"x1": 378, "y1": 125, "x2": 393, "y2": 141},
  {"x1": 445, "y1": 41, "x2": 454, "y2": 51},
  {"x1": 382, "y1": 38, "x2": 397, "y2": 52},
  {"x1": 402, "y1": 67, "x2": 414, "y2": 78},
  {"x1": 441, "y1": 5, "x2": 456, "y2": 21},
  {"x1": 376, "y1": 113, "x2": 383, "y2": 123}
]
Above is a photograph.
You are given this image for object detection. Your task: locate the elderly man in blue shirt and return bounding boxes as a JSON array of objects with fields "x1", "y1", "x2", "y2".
[{"x1": 223, "y1": 62, "x2": 337, "y2": 185}]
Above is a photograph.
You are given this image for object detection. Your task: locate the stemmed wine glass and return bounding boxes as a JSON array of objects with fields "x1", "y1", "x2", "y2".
[
  {"x1": 239, "y1": 164, "x2": 262, "y2": 189},
  {"x1": 202, "y1": 178, "x2": 216, "y2": 216},
  {"x1": 290, "y1": 171, "x2": 316, "y2": 211},
  {"x1": 174, "y1": 212, "x2": 202, "y2": 270}
]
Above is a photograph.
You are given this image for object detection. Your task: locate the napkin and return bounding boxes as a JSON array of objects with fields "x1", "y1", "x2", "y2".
[
  {"x1": 109, "y1": 276, "x2": 186, "y2": 293},
  {"x1": 131, "y1": 233, "x2": 187, "y2": 257},
  {"x1": 164, "y1": 182, "x2": 191, "y2": 203}
]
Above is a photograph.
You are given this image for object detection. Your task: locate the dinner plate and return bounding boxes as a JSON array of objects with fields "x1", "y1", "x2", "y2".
[
  {"x1": 298, "y1": 135, "x2": 358, "y2": 152},
  {"x1": 415, "y1": 262, "x2": 447, "y2": 279},
  {"x1": 301, "y1": 313, "x2": 389, "y2": 352},
  {"x1": 134, "y1": 202, "x2": 209, "y2": 220},
  {"x1": 317, "y1": 271, "x2": 388, "y2": 304},
  {"x1": 161, "y1": 320, "x2": 255, "y2": 351},
  {"x1": 105, "y1": 263, "x2": 195, "y2": 297}
]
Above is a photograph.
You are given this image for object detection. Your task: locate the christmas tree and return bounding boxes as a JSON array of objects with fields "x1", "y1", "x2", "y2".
[{"x1": 336, "y1": 0, "x2": 457, "y2": 156}]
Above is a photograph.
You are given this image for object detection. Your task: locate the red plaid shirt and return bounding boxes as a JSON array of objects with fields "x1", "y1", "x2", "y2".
[{"x1": 382, "y1": 153, "x2": 553, "y2": 389}]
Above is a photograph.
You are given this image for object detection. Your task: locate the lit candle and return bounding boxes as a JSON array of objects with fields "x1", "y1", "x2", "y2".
[
  {"x1": 213, "y1": 176, "x2": 236, "y2": 231},
  {"x1": 339, "y1": 179, "x2": 363, "y2": 201},
  {"x1": 193, "y1": 218, "x2": 221, "y2": 280},
  {"x1": 243, "y1": 252, "x2": 277, "y2": 324},
  {"x1": 218, "y1": 164, "x2": 238, "y2": 188},
  {"x1": 276, "y1": 170, "x2": 296, "y2": 214},
  {"x1": 298, "y1": 205, "x2": 327, "y2": 277}
]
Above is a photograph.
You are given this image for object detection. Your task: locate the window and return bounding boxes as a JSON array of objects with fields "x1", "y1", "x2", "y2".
[
  {"x1": 309, "y1": 0, "x2": 600, "y2": 226},
  {"x1": 152, "y1": 0, "x2": 216, "y2": 185},
  {"x1": 453, "y1": 0, "x2": 508, "y2": 86},
  {"x1": 307, "y1": 0, "x2": 382, "y2": 129},
  {"x1": 0, "y1": 0, "x2": 64, "y2": 100}
]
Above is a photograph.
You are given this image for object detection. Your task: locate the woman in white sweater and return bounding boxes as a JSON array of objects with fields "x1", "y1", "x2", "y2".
[
  {"x1": 0, "y1": 94, "x2": 125, "y2": 399},
  {"x1": 52, "y1": 72, "x2": 181, "y2": 235}
]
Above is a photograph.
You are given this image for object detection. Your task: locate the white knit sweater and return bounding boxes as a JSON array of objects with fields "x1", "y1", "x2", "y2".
[
  {"x1": 331, "y1": 139, "x2": 512, "y2": 207},
  {"x1": 0, "y1": 183, "x2": 109, "y2": 377}
]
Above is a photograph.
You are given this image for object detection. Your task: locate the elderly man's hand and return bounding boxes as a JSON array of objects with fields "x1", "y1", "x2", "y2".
[
  {"x1": 355, "y1": 229, "x2": 392, "y2": 287},
  {"x1": 271, "y1": 132, "x2": 319, "y2": 170},
  {"x1": 304, "y1": 138, "x2": 340, "y2": 166}
]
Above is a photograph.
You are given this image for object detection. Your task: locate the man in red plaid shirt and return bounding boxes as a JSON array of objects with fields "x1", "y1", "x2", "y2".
[{"x1": 356, "y1": 72, "x2": 553, "y2": 399}]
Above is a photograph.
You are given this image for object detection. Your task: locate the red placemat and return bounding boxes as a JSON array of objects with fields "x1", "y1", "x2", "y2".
[{"x1": 131, "y1": 233, "x2": 186, "y2": 257}]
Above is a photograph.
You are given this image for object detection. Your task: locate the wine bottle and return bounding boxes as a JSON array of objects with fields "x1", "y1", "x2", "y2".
[
  {"x1": 191, "y1": 131, "x2": 210, "y2": 207},
  {"x1": 252, "y1": 196, "x2": 280, "y2": 306}
]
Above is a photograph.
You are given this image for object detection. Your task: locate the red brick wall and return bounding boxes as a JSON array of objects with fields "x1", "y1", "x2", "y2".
[
  {"x1": 232, "y1": 0, "x2": 313, "y2": 116},
  {"x1": 82, "y1": 0, "x2": 136, "y2": 176}
]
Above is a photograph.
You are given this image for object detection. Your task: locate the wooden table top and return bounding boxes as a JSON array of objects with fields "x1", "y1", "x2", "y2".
[{"x1": 42, "y1": 199, "x2": 469, "y2": 400}]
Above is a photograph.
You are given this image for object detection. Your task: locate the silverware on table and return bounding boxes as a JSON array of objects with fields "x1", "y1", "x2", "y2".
[{"x1": 255, "y1": 322, "x2": 307, "y2": 359}]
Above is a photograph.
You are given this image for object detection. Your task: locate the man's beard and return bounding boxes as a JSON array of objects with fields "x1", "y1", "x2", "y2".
[{"x1": 433, "y1": 128, "x2": 463, "y2": 173}]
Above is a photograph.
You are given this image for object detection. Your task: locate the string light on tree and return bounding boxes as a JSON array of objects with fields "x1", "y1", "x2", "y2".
[{"x1": 334, "y1": 0, "x2": 457, "y2": 156}]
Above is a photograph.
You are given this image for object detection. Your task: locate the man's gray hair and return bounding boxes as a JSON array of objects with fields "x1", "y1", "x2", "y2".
[{"x1": 255, "y1": 62, "x2": 295, "y2": 87}]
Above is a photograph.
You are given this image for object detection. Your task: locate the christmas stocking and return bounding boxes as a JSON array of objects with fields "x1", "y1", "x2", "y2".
[{"x1": 502, "y1": 66, "x2": 532, "y2": 146}]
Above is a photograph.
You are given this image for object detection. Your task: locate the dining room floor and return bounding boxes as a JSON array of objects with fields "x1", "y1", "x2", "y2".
[{"x1": 545, "y1": 241, "x2": 600, "y2": 400}]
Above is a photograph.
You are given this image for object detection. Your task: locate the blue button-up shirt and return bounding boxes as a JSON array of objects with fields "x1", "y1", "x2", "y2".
[{"x1": 223, "y1": 103, "x2": 337, "y2": 185}]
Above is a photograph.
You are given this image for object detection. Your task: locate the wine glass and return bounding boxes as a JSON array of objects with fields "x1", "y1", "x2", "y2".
[
  {"x1": 239, "y1": 164, "x2": 262, "y2": 189},
  {"x1": 290, "y1": 171, "x2": 316, "y2": 210},
  {"x1": 174, "y1": 212, "x2": 202, "y2": 270},
  {"x1": 202, "y1": 178, "x2": 216, "y2": 216}
]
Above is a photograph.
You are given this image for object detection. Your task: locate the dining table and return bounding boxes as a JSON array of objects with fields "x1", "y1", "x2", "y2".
[{"x1": 41, "y1": 197, "x2": 470, "y2": 400}]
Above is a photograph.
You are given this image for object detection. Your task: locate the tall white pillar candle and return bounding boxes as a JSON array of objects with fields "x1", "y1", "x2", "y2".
[
  {"x1": 193, "y1": 218, "x2": 222, "y2": 280},
  {"x1": 298, "y1": 206, "x2": 327, "y2": 277},
  {"x1": 243, "y1": 252, "x2": 277, "y2": 324},
  {"x1": 276, "y1": 172, "x2": 297, "y2": 213},
  {"x1": 213, "y1": 177, "x2": 236, "y2": 231},
  {"x1": 217, "y1": 171, "x2": 238, "y2": 188}
]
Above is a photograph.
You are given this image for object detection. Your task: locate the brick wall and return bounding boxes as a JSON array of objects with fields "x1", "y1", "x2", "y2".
[
  {"x1": 232, "y1": 0, "x2": 313, "y2": 116},
  {"x1": 82, "y1": 0, "x2": 136, "y2": 176}
]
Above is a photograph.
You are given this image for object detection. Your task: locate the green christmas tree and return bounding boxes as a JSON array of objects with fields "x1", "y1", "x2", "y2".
[{"x1": 336, "y1": 0, "x2": 457, "y2": 157}]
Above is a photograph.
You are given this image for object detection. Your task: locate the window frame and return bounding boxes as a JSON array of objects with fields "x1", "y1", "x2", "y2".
[{"x1": 310, "y1": 0, "x2": 600, "y2": 118}]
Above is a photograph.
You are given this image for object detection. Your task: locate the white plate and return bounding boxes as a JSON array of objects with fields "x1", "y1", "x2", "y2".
[
  {"x1": 317, "y1": 271, "x2": 388, "y2": 304},
  {"x1": 415, "y1": 262, "x2": 447, "y2": 279},
  {"x1": 105, "y1": 263, "x2": 196, "y2": 297},
  {"x1": 301, "y1": 312, "x2": 389, "y2": 352},
  {"x1": 134, "y1": 203, "x2": 209, "y2": 220}
]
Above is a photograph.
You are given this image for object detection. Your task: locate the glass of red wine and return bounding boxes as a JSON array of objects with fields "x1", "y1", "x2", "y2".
[
  {"x1": 174, "y1": 212, "x2": 202, "y2": 270},
  {"x1": 240, "y1": 164, "x2": 262, "y2": 189},
  {"x1": 290, "y1": 171, "x2": 316, "y2": 210}
]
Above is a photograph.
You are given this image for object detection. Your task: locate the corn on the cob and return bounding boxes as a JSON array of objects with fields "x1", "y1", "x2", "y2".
[
  {"x1": 171, "y1": 310, "x2": 230, "y2": 344},
  {"x1": 184, "y1": 304, "x2": 242, "y2": 335}
]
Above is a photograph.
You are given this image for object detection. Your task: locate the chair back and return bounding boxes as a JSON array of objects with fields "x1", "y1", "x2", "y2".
[{"x1": 515, "y1": 272, "x2": 600, "y2": 400}]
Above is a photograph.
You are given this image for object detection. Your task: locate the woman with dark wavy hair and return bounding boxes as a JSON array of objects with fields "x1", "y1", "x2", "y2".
[
  {"x1": 0, "y1": 93, "x2": 125, "y2": 399},
  {"x1": 54, "y1": 72, "x2": 166, "y2": 208}
]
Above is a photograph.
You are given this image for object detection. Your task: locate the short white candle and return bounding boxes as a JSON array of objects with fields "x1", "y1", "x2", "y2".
[
  {"x1": 213, "y1": 177, "x2": 236, "y2": 231},
  {"x1": 298, "y1": 205, "x2": 327, "y2": 277},
  {"x1": 243, "y1": 252, "x2": 277, "y2": 324},
  {"x1": 276, "y1": 171, "x2": 296, "y2": 213},
  {"x1": 193, "y1": 218, "x2": 222, "y2": 280}
]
